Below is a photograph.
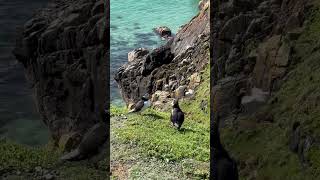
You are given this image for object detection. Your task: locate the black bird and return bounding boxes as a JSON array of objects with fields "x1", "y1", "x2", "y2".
[
  {"x1": 128, "y1": 94, "x2": 150, "y2": 113},
  {"x1": 60, "y1": 122, "x2": 108, "y2": 167},
  {"x1": 212, "y1": 114, "x2": 238, "y2": 180},
  {"x1": 170, "y1": 99, "x2": 185, "y2": 130}
]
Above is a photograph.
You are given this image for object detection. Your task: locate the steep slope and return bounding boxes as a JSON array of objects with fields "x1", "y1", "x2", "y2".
[
  {"x1": 13, "y1": 0, "x2": 108, "y2": 149},
  {"x1": 212, "y1": 0, "x2": 320, "y2": 179}
]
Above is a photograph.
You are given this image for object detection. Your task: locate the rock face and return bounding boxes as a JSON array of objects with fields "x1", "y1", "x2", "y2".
[
  {"x1": 13, "y1": 0, "x2": 108, "y2": 148},
  {"x1": 153, "y1": 26, "x2": 172, "y2": 39},
  {"x1": 128, "y1": 48, "x2": 149, "y2": 62},
  {"x1": 211, "y1": 0, "x2": 311, "y2": 178},
  {"x1": 211, "y1": 0, "x2": 307, "y2": 118},
  {"x1": 115, "y1": 0, "x2": 210, "y2": 107}
]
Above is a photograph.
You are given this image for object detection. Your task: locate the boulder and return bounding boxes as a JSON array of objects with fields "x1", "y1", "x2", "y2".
[
  {"x1": 128, "y1": 48, "x2": 149, "y2": 62},
  {"x1": 189, "y1": 72, "x2": 201, "y2": 89},
  {"x1": 151, "y1": 91, "x2": 173, "y2": 111},
  {"x1": 153, "y1": 26, "x2": 172, "y2": 38},
  {"x1": 175, "y1": 85, "x2": 187, "y2": 99}
]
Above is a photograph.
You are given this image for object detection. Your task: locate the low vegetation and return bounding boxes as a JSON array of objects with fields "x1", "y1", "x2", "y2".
[
  {"x1": 111, "y1": 66, "x2": 210, "y2": 179},
  {"x1": 0, "y1": 139, "x2": 109, "y2": 179}
]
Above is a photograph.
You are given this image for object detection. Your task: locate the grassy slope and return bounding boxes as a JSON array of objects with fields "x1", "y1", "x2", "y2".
[
  {"x1": 0, "y1": 139, "x2": 109, "y2": 179},
  {"x1": 111, "y1": 66, "x2": 210, "y2": 179},
  {"x1": 221, "y1": 1, "x2": 320, "y2": 180}
]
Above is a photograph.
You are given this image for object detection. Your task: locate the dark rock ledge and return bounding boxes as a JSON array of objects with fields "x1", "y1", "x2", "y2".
[{"x1": 13, "y1": 0, "x2": 108, "y2": 150}]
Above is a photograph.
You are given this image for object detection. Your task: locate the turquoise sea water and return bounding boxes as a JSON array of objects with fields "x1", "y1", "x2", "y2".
[{"x1": 110, "y1": 0, "x2": 199, "y2": 105}]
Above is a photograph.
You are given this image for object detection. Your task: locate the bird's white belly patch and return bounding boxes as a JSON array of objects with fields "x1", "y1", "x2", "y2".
[{"x1": 142, "y1": 101, "x2": 150, "y2": 111}]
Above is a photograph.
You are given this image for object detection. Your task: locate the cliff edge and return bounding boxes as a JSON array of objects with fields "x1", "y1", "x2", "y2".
[{"x1": 13, "y1": 0, "x2": 108, "y2": 150}]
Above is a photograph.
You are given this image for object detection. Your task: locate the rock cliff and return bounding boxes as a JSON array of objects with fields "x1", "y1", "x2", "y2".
[
  {"x1": 114, "y1": 0, "x2": 210, "y2": 109},
  {"x1": 13, "y1": 0, "x2": 108, "y2": 149},
  {"x1": 211, "y1": 0, "x2": 320, "y2": 179},
  {"x1": 211, "y1": 0, "x2": 308, "y2": 118}
]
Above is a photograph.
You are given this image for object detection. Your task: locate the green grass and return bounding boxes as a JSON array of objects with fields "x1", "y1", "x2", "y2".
[
  {"x1": 111, "y1": 67, "x2": 210, "y2": 178},
  {"x1": 0, "y1": 139, "x2": 59, "y2": 171},
  {"x1": 220, "y1": 1, "x2": 320, "y2": 179},
  {"x1": 0, "y1": 139, "x2": 109, "y2": 179}
]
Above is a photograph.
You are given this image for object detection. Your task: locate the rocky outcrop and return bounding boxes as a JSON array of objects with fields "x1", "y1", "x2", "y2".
[
  {"x1": 211, "y1": 0, "x2": 307, "y2": 118},
  {"x1": 210, "y1": 0, "x2": 315, "y2": 178},
  {"x1": 153, "y1": 26, "x2": 172, "y2": 39},
  {"x1": 13, "y1": 0, "x2": 108, "y2": 148},
  {"x1": 115, "y1": 0, "x2": 210, "y2": 108},
  {"x1": 128, "y1": 48, "x2": 149, "y2": 62}
]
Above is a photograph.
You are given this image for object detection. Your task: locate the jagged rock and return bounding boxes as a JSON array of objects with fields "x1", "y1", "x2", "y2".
[
  {"x1": 219, "y1": 14, "x2": 253, "y2": 41},
  {"x1": 241, "y1": 88, "x2": 269, "y2": 114},
  {"x1": 210, "y1": 0, "x2": 313, "y2": 179},
  {"x1": 175, "y1": 86, "x2": 187, "y2": 99},
  {"x1": 189, "y1": 72, "x2": 201, "y2": 89},
  {"x1": 253, "y1": 35, "x2": 291, "y2": 91},
  {"x1": 115, "y1": 4, "x2": 209, "y2": 106},
  {"x1": 212, "y1": 76, "x2": 248, "y2": 118},
  {"x1": 198, "y1": 0, "x2": 209, "y2": 10},
  {"x1": 151, "y1": 91, "x2": 173, "y2": 111},
  {"x1": 13, "y1": 0, "x2": 108, "y2": 148},
  {"x1": 212, "y1": 0, "x2": 306, "y2": 120},
  {"x1": 153, "y1": 26, "x2": 172, "y2": 38},
  {"x1": 128, "y1": 48, "x2": 149, "y2": 62}
]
